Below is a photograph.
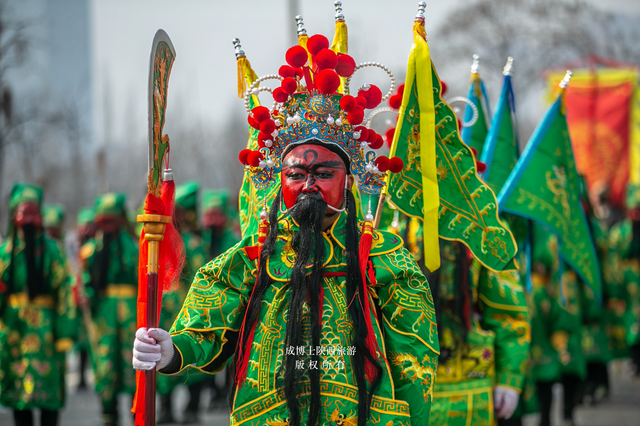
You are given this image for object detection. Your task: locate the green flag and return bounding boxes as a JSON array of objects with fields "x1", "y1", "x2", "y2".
[
  {"x1": 480, "y1": 60, "x2": 519, "y2": 194},
  {"x1": 461, "y1": 57, "x2": 491, "y2": 156},
  {"x1": 387, "y1": 21, "x2": 517, "y2": 273},
  {"x1": 497, "y1": 74, "x2": 602, "y2": 300}
]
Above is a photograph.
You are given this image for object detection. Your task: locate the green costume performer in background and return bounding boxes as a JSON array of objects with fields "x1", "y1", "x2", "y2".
[
  {"x1": 608, "y1": 184, "x2": 640, "y2": 373},
  {"x1": 156, "y1": 181, "x2": 209, "y2": 424},
  {"x1": 0, "y1": 183, "x2": 77, "y2": 426},
  {"x1": 74, "y1": 207, "x2": 97, "y2": 391},
  {"x1": 80, "y1": 193, "x2": 139, "y2": 426},
  {"x1": 528, "y1": 225, "x2": 585, "y2": 426},
  {"x1": 428, "y1": 241, "x2": 530, "y2": 426},
  {"x1": 42, "y1": 204, "x2": 65, "y2": 242}
]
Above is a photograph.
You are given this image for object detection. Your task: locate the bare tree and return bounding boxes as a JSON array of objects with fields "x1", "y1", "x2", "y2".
[{"x1": 430, "y1": 0, "x2": 640, "y2": 143}]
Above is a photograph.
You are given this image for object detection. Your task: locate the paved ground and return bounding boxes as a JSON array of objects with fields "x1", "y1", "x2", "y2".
[{"x1": 1, "y1": 355, "x2": 638, "y2": 425}]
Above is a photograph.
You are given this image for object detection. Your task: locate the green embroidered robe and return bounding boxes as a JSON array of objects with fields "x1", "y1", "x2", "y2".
[
  {"x1": 0, "y1": 232, "x2": 77, "y2": 410},
  {"x1": 166, "y1": 211, "x2": 439, "y2": 426},
  {"x1": 429, "y1": 241, "x2": 530, "y2": 426},
  {"x1": 157, "y1": 230, "x2": 208, "y2": 394}
]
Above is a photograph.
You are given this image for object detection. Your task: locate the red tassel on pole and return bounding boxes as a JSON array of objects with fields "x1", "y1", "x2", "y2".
[
  {"x1": 358, "y1": 221, "x2": 383, "y2": 384},
  {"x1": 132, "y1": 179, "x2": 185, "y2": 426}
]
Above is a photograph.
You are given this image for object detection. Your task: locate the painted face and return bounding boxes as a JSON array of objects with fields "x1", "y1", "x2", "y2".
[
  {"x1": 14, "y1": 202, "x2": 42, "y2": 228},
  {"x1": 95, "y1": 215, "x2": 121, "y2": 234},
  {"x1": 202, "y1": 207, "x2": 227, "y2": 229},
  {"x1": 281, "y1": 144, "x2": 348, "y2": 211}
]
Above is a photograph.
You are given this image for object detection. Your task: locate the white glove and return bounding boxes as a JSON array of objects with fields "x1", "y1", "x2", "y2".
[
  {"x1": 132, "y1": 327, "x2": 175, "y2": 371},
  {"x1": 494, "y1": 386, "x2": 519, "y2": 419}
]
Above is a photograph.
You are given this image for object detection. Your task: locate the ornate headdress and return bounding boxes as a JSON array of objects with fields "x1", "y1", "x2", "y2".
[{"x1": 236, "y1": 12, "x2": 404, "y2": 197}]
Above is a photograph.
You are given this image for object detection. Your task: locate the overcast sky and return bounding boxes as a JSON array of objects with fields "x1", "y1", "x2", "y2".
[{"x1": 88, "y1": 0, "x2": 640, "y2": 149}]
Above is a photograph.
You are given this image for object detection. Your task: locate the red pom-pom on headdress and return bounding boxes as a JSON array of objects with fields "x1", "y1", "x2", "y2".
[
  {"x1": 315, "y1": 69, "x2": 340, "y2": 95},
  {"x1": 476, "y1": 161, "x2": 487, "y2": 173},
  {"x1": 286, "y1": 45, "x2": 308, "y2": 68},
  {"x1": 358, "y1": 85, "x2": 382, "y2": 109},
  {"x1": 259, "y1": 119, "x2": 276, "y2": 135},
  {"x1": 238, "y1": 149, "x2": 252, "y2": 165},
  {"x1": 279, "y1": 65, "x2": 297, "y2": 79},
  {"x1": 347, "y1": 109, "x2": 364, "y2": 125},
  {"x1": 375, "y1": 156, "x2": 390, "y2": 172},
  {"x1": 340, "y1": 95, "x2": 357, "y2": 112},
  {"x1": 247, "y1": 115, "x2": 260, "y2": 130},
  {"x1": 281, "y1": 77, "x2": 298, "y2": 95},
  {"x1": 388, "y1": 94, "x2": 402, "y2": 110},
  {"x1": 273, "y1": 87, "x2": 288, "y2": 103},
  {"x1": 366, "y1": 129, "x2": 378, "y2": 144},
  {"x1": 294, "y1": 67, "x2": 304, "y2": 79},
  {"x1": 354, "y1": 126, "x2": 369, "y2": 141},
  {"x1": 470, "y1": 147, "x2": 478, "y2": 157},
  {"x1": 247, "y1": 151, "x2": 264, "y2": 167},
  {"x1": 307, "y1": 34, "x2": 329, "y2": 56},
  {"x1": 355, "y1": 96, "x2": 368, "y2": 109},
  {"x1": 335, "y1": 54, "x2": 356, "y2": 77},
  {"x1": 397, "y1": 83, "x2": 405, "y2": 95},
  {"x1": 389, "y1": 157, "x2": 404, "y2": 173},
  {"x1": 251, "y1": 106, "x2": 271, "y2": 123},
  {"x1": 385, "y1": 128, "x2": 396, "y2": 147},
  {"x1": 369, "y1": 133, "x2": 384, "y2": 150},
  {"x1": 257, "y1": 132, "x2": 272, "y2": 148},
  {"x1": 316, "y1": 49, "x2": 338, "y2": 70}
]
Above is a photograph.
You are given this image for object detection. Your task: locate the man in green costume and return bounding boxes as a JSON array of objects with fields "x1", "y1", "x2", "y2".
[
  {"x1": 133, "y1": 143, "x2": 439, "y2": 426},
  {"x1": 74, "y1": 207, "x2": 97, "y2": 391},
  {"x1": 578, "y1": 181, "x2": 611, "y2": 403},
  {"x1": 0, "y1": 183, "x2": 77, "y2": 426},
  {"x1": 156, "y1": 181, "x2": 209, "y2": 424},
  {"x1": 608, "y1": 184, "x2": 640, "y2": 374},
  {"x1": 80, "y1": 193, "x2": 138, "y2": 426},
  {"x1": 426, "y1": 240, "x2": 530, "y2": 426}
]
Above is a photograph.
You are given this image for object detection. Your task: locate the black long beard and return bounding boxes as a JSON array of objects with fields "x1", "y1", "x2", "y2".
[
  {"x1": 208, "y1": 226, "x2": 223, "y2": 259},
  {"x1": 10, "y1": 224, "x2": 46, "y2": 301},
  {"x1": 282, "y1": 193, "x2": 327, "y2": 426},
  {"x1": 229, "y1": 191, "x2": 381, "y2": 426},
  {"x1": 92, "y1": 231, "x2": 114, "y2": 296}
]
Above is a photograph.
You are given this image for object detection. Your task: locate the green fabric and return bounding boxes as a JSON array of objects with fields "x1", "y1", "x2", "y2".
[
  {"x1": 175, "y1": 181, "x2": 200, "y2": 211},
  {"x1": 430, "y1": 377, "x2": 494, "y2": 426},
  {"x1": 461, "y1": 75, "x2": 490, "y2": 156},
  {"x1": 608, "y1": 219, "x2": 640, "y2": 350},
  {"x1": 94, "y1": 193, "x2": 127, "y2": 218},
  {"x1": 627, "y1": 183, "x2": 640, "y2": 209},
  {"x1": 387, "y1": 64, "x2": 517, "y2": 273},
  {"x1": 499, "y1": 93, "x2": 602, "y2": 301},
  {"x1": 431, "y1": 241, "x2": 530, "y2": 425},
  {"x1": 157, "y1": 230, "x2": 209, "y2": 394},
  {"x1": 202, "y1": 189, "x2": 229, "y2": 212},
  {"x1": 480, "y1": 75, "x2": 519, "y2": 195},
  {"x1": 80, "y1": 230, "x2": 138, "y2": 409},
  {"x1": 580, "y1": 218, "x2": 611, "y2": 363},
  {"x1": 528, "y1": 228, "x2": 586, "y2": 383},
  {"x1": 167, "y1": 210, "x2": 440, "y2": 425},
  {"x1": 43, "y1": 204, "x2": 65, "y2": 229},
  {"x1": 77, "y1": 207, "x2": 95, "y2": 226},
  {"x1": 0, "y1": 232, "x2": 77, "y2": 410}
]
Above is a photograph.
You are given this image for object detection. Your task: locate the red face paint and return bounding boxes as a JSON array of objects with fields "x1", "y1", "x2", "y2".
[
  {"x1": 281, "y1": 144, "x2": 348, "y2": 211},
  {"x1": 202, "y1": 208, "x2": 227, "y2": 229},
  {"x1": 14, "y1": 202, "x2": 42, "y2": 228},
  {"x1": 95, "y1": 215, "x2": 121, "y2": 234}
]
